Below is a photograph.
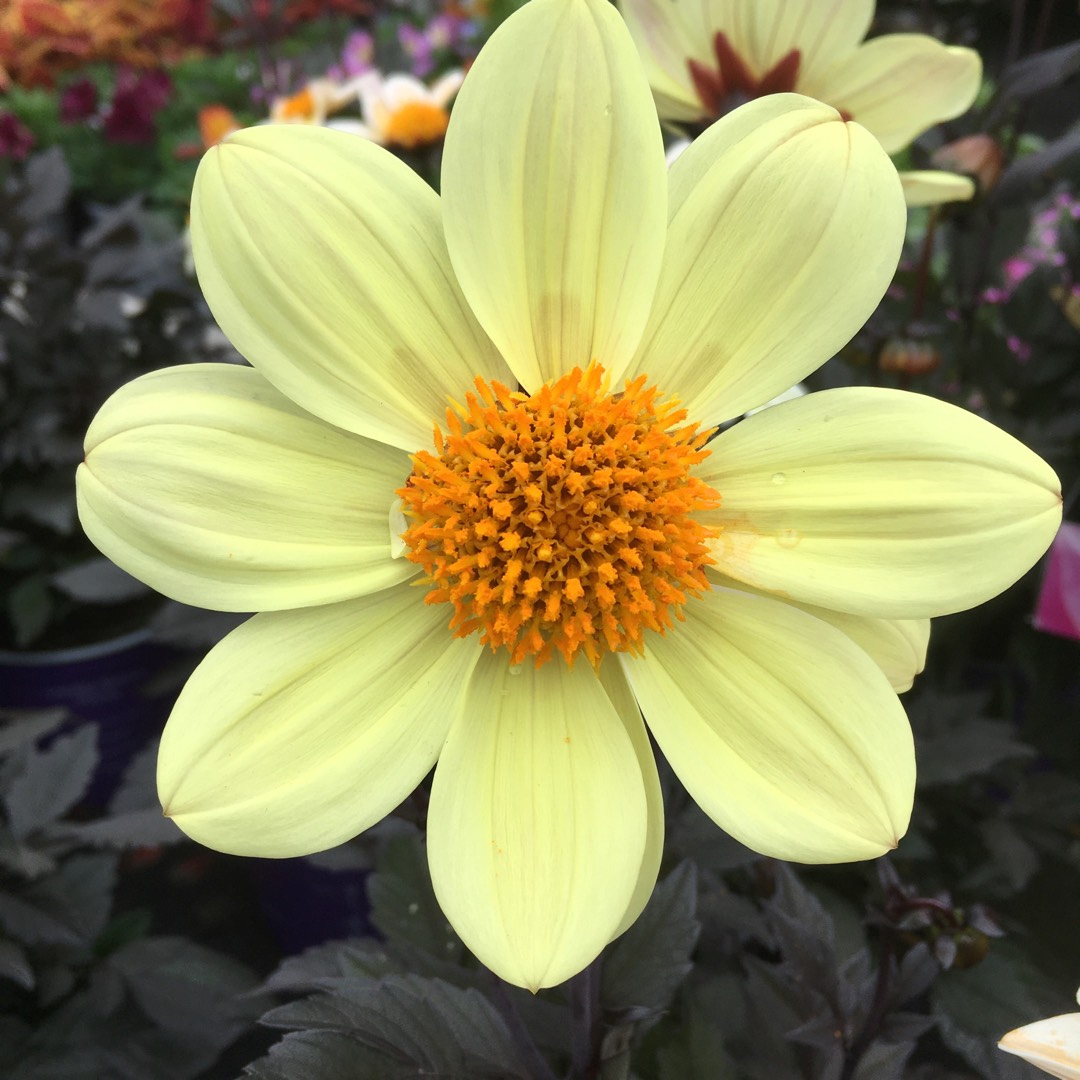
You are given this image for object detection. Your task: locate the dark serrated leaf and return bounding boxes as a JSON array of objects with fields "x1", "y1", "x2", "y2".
[
  {"x1": 31, "y1": 852, "x2": 117, "y2": 942},
  {"x1": 262, "y1": 938, "x2": 400, "y2": 995},
  {"x1": 50, "y1": 558, "x2": 149, "y2": 604},
  {"x1": 764, "y1": 864, "x2": 838, "y2": 1003},
  {"x1": 931, "y1": 944, "x2": 1067, "y2": 1080},
  {"x1": 262, "y1": 974, "x2": 529, "y2": 1079},
  {"x1": 242, "y1": 1031, "x2": 396, "y2": 1080},
  {"x1": 991, "y1": 126, "x2": 1080, "y2": 204},
  {"x1": 977, "y1": 819, "x2": 1040, "y2": 893},
  {"x1": 995, "y1": 40, "x2": 1080, "y2": 107},
  {"x1": 108, "y1": 740, "x2": 160, "y2": 814},
  {"x1": 0, "y1": 709, "x2": 69, "y2": 758},
  {"x1": 0, "y1": 936, "x2": 34, "y2": 989},
  {"x1": 110, "y1": 936, "x2": 264, "y2": 1038},
  {"x1": 0, "y1": 888, "x2": 83, "y2": 946},
  {"x1": 916, "y1": 718, "x2": 1034, "y2": 787},
  {"x1": 851, "y1": 1037, "x2": 918, "y2": 1080},
  {"x1": 602, "y1": 861, "x2": 700, "y2": 1014},
  {"x1": 368, "y1": 832, "x2": 463, "y2": 961},
  {"x1": 48, "y1": 809, "x2": 182, "y2": 850},
  {"x1": 18, "y1": 149, "x2": 72, "y2": 225},
  {"x1": 4, "y1": 726, "x2": 97, "y2": 838}
]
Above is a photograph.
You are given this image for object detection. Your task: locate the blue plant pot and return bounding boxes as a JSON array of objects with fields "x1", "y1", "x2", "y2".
[
  {"x1": 0, "y1": 628, "x2": 182, "y2": 806},
  {"x1": 251, "y1": 857, "x2": 375, "y2": 954}
]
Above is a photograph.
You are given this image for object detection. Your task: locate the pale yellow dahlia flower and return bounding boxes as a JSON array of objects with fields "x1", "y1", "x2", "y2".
[
  {"x1": 621, "y1": 0, "x2": 983, "y2": 206},
  {"x1": 999, "y1": 989, "x2": 1080, "y2": 1079},
  {"x1": 76, "y1": 0, "x2": 1060, "y2": 990}
]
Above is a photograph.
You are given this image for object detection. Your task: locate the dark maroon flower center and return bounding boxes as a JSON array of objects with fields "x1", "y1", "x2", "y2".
[{"x1": 688, "y1": 32, "x2": 802, "y2": 119}]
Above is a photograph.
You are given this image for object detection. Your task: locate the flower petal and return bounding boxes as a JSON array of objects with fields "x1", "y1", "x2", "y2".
[
  {"x1": 742, "y1": 0, "x2": 875, "y2": 88},
  {"x1": 77, "y1": 364, "x2": 416, "y2": 612},
  {"x1": 441, "y1": 0, "x2": 667, "y2": 389},
  {"x1": 901, "y1": 169, "x2": 976, "y2": 207},
  {"x1": 707, "y1": 572, "x2": 930, "y2": 692},
  {"x1": 622, "y1": 586, "x2": 915, "y2": 862},
  {"x1": 627, "y1": 94, "x2": 905, "y2": 423},
  {"x1": 620, "y1": 0, "x2": 712, "y2": 122},
  {"x1": 158, "y1": 586, "x2": 481, "y2": 857},
  {"x1": 191, "y1": 124, "x2": 509, "y2": 452},
  {"x1": 696, "y1": 387, "x2": 1062, "y2": 618},
  {"x1": 817, "y1": 35, "x2": 981, "y2": 154},
  {"x1": 998, "y1": 1012, "x2": 1080, "y2": 1080},
  {"x1": 621, "y1": 0, "x2": 875, "y2": 123},
  {"x1": 427, "y1": 651, "x2": 648, "y2": 990},
  {"x1": 598, "y1": 660, "x2": 665, "y2": 938}
]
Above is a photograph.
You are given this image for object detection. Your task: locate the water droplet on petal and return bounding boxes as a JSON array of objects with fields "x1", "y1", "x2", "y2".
[
  {"x1": 775, "y1": 528, "x2": 801, "y2": 549},
  {"x1": 771, "y1": 471, "x2": 787, "y2": 485},
  {"x1": 508, "y1": 663, "x2": 524, "y2": 676}
]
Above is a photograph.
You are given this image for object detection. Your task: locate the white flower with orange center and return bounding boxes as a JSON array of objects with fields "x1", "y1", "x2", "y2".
[
  {"x1": 621, "y1": 0, "x2": 984, "y2": 206},
  {"x1": 76, "y1": 0, "x2": 1060, "y2": 990},
  {"x1": 268, "y1": 76, "x2": 364, "y2": 127},
  {"x1": 999, "y1": 988, "x2": 1080, "y2": 1079},
  {"x1": 349, "y1": 68, "x2": 465, "y2": 148}
]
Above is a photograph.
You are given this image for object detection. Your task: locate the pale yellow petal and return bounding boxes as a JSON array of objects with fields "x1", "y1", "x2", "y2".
[
  {"x1": 620, "y1": 0, "x2": 713, "y2": 122},
  {"x1": 598, "y1": 660, "x2": 664, "y2": 939},
  {"x1": 707, "y1": 571, "x2": 930, "y2": 692},
  {"x1": 77, "y1": 364, "x2": 416, "y2": 612},
  {"x1": 622, "y1": 586, "x2": 914, "y2": 862},
  {"x1": 999, "y1": 1012, "x2": 1080, "y2": 1080},
  {"x1": 441, "y1": 0, "x2": 667, "y2": 389},
  {"x1": 697, "y1": 387, "x2": 1062, "y2": 618},
  {"x1": 726, "y1": 0, "x2": 875, "y2": 88},
  {"x1": 627, "y1": 94, "x2": 905, "y2": 423},
  {"x1": 427, "y1": 651, "x2": 648, "y2": 990},
  {"x1": 901, "y1": 169, "x2": 976, "y2": 207},
  {"x1": 158, "y1": 587, "x2": 481, "y2": 857},
  {"x1": 817, "y1": 36, "x2": 982, "y2": 154},
  {"x1": 191, "y1": 124, "x2": 509, "y2": 453}
]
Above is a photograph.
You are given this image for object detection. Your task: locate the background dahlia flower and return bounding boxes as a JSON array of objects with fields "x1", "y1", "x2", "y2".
[
  {"x1": 76, "y1": 0, "x2": 1060, "y2": 990},
  {"x1": 621, "y1": 0, "x2": 983, "y2": 206},
  {"x1": 999, "y1": 987, "x2": 1080, "y2": 1079}
]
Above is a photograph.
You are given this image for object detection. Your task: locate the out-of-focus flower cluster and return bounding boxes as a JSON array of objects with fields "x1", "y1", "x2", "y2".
[{"x1": 0, "y1": 0, "x2": 214, "y2": 89}]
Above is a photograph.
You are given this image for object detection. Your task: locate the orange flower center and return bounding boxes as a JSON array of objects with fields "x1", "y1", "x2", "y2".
[
  {"x1": 397, "y1": 364, "x2": 720, "y2": 668},
  {"x1": 383, "y1": 101, "x2": 449, "y2": 148},
  {"x1": 276, "y1": 86, "x2": 316, "y2": 121}
]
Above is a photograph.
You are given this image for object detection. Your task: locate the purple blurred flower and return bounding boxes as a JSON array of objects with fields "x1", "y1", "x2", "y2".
[
  {"x1": 1006, "y1": 334, "x2": 1033, "y2": 362},
  {"x1": 103, "y1": 68, "x2": 173, "y2": 144},
  {"x1": 399, "y1": 23, "x2": 434, "y2": 78},
  {"x1": 341, "y1": 30, "x2": 374, "y2": 76},
  {"x1": 60, "y1": 78, "x2": 99, "y2": 123},
  {"x1": 0, "y1": 112, "x2": 34, "y2": 160}
]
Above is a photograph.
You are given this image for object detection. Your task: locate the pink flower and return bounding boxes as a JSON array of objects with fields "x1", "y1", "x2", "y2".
[
  {"x1": 0, "y1": 112, "x2": 35, "y2": 160},
  {"x1": 60, "y1": 77, "x2": 99, "y2": 123},
  {"x1": 103, "y1": 68, "x2": 173, "y2": 144}
]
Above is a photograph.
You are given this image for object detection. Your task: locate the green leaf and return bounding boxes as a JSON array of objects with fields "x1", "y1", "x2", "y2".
[
  {"x1": 602, "y1": 861, "x2": 700, "y2": 1015},
  {"x1": 4, "y1": 727, "x2": 98, "y2": 839},
  {"x1": 261, "y1": 975, "x2": 530, "y2": 1079}
]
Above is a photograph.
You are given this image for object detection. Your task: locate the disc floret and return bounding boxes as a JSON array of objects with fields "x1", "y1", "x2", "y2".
[{"x1": 397, "y1": 363, "x2": 720, "y2": 667}]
